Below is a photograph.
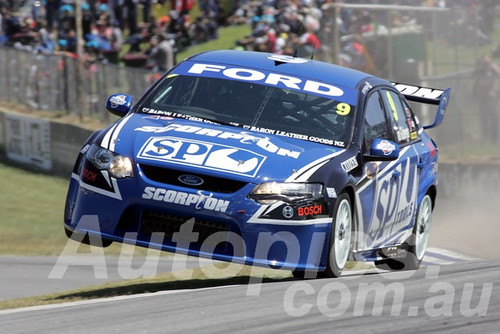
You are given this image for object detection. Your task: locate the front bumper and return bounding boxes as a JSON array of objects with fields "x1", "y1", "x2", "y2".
[{"x1": 64, "y1": 159, "x2": 333, "y2": 271}]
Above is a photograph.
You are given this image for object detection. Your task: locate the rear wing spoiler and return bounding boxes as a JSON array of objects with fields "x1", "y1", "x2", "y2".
[{"x1": 392, "y1": 82, "x2": 451, "y2": 129}]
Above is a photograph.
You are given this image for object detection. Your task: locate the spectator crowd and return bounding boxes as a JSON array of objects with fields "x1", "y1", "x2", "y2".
[
  {"x1": 228, "y1": 0, "x2": 498, "y2": 75},
  {"x1": 0, "y1": 0, "x2": 224, "y2": 71},
  {"x1": 0, "y1": 0, "x2": 497, "y2": 74}
]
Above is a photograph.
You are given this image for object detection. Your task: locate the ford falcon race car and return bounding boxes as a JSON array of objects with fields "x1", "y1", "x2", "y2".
[{"x1": 64, "y1": 50, "x2": 450, "y2": 278}]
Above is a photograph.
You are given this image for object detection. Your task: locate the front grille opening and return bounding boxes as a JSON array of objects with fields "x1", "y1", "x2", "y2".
[
  {"x1": 141, "y1": 210, "x2": 230, "y2": 250},
  {"x1": 139, "y1": 164, "x2": 247, "y2": 193}
]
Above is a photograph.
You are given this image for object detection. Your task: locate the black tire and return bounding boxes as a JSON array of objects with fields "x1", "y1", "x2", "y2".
[
  {"x1": 375, "y1": 194, "x2": 433, "y2": 271},
  {"x1": 64, "y1": 226, "x2": 113, "y2": 248},
  {"x1": 291, "y1": 270, "x2": 306, "y2": 279}
]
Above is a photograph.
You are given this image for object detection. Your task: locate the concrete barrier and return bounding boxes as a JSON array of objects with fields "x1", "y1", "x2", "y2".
[{"x1": 0, "y1": 109, "x2": 93, "y2": 175}]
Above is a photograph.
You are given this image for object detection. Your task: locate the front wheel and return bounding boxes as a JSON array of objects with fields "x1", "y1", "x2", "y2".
[
  {"x1": 323, "y1": 193, "x2": 353, "y2": 278},
  {"x1": 375, "y1": 194, "x2": 433, "y2": 271}
]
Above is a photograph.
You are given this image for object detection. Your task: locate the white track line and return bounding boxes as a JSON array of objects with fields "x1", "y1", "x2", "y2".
[{"x1": 0, "y1": 285, "x2": 229, "y2": 316}]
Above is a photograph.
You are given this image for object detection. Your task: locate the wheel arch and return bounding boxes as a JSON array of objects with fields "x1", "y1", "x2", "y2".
[
  {"x1": 427, "y1": 184, "x2": 437, "y2": 210},
  {"x1": 340, "y1": 185, "x2": 356, "y2": 228}
]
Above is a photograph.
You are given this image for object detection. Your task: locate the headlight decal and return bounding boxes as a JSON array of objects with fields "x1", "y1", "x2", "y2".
[{"x1": 247, "y1": 203, "x2": 330, "y2": 226}]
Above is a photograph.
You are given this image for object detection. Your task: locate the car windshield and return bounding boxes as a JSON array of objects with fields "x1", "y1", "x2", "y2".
[{"x1": 138, "y1": 74, "x2": 356, "y2": 147}]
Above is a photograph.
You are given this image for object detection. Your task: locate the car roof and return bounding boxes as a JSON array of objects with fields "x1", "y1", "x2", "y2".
[{"x1": 187, "y1": 50, "x2": 374, "y2": 90}]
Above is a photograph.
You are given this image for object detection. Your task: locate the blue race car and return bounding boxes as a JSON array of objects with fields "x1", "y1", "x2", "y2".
[{"x1": 64, "y1": 50, "x2": 450, "y2": 278}]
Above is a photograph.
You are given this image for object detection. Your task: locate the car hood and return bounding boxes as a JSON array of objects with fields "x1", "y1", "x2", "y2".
[{"x1": 104, "y1": 114, "x2": 345, "y2": 183}]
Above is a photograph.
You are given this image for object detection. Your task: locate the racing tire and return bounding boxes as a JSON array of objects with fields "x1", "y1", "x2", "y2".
[
  {"x1": 323, "y1": 193, "x2": 353, "y2": 278},
  {"x1": 374, "y1": 194, "x2": 433, "y2": 271},
  {"x1": 64, "y1": 226, "x2": 113, "y2": 248}
]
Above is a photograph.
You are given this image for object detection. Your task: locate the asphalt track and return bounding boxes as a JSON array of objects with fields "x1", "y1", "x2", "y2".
[
  {"x1": 0, "y1": 254, "x2": 212, "y2": 300},
  {"x1": 0, "y1": 259, "x2": 498, "y2": 333},
  {"x1": 1, "y1": 191, "x2": 498, "y2": 332}
]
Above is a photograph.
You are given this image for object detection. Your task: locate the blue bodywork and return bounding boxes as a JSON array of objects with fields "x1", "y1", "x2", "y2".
[{"x1": 64, "y1": 51, "x2": 447, "y2": 272}]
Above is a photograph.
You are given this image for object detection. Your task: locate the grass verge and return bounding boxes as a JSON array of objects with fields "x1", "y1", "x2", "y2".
[
  {"x1": 0, "y1": 163, "x2": 69, "y2": 255},
  {"x1": 0, "y1": 264, "x2": 293, "y2": 311},
  {"x1": 0, "y1": 162, "x2": 139, "y2": 255}
]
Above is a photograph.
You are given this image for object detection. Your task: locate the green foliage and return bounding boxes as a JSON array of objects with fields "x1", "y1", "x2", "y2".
[{"x1": 177, "y1": 24, "x2": 251, "y2": 61}]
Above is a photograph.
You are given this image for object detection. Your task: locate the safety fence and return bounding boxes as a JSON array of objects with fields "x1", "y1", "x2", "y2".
[
  {"x1": 0, "y1": 47, "x2": 158, "y2": 122},
  {"x1": 418, "y1": 69, "x2": 500, "y2": 158}
]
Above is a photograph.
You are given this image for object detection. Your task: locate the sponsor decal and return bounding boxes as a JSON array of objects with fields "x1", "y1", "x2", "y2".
[
  {"x1": 187, "y1": 63, "x2": 345, "y2": 97},
  {"x1": 392, "y1": 83, "x2": 444, "y2": 100},
  {"x1": 432, "y1": 162, "x2": 438, "y2": 176},
  {"x1": 143, "y1": 115, "x2": 174, "y2": 121},
  {"x1": 365, "y1": 162, "x2": 379, "y2": 179},
  {"x1": 80, "y1": 144, "x2": 90, "y2": 154},
  {"x1": 267, "y1": 54, "x2": 309, "y2": 64},
  {"x1": 178, "y1": 174, "x2": 204, "y2": 186},
  {"x1": 141, "y1": 108, "x2": 226, "y2": 125},
  {"x1": 172, "y1": 61, "x2": 358, "y2": 105},
  {"x1": 394, "y1": 202, "x2": 414, "y2": 225},
  {"x1": 109, "y1": 95, "x2": 127, "y2": 108},
  {"x1": 341, "y1": 156, "x2": 358, "y2": 173},
  {"x1": 378, "y1": 140, "x2": 396, "y2": 156},
  {"x1": 361, "y1": 82, "x2": 373, "y2": 94},
  {"x1": 139, "y1": 112, "x2": 344, "y2": 148},
  {"x1": 282, "y1": 205, "x2": 294, "y2": 219},
  {"x1": 242, "y1": 125, "x2": 338, "y2": 146},
  {"x1": 82, "y1": 167, "x2": 97, "y2": 182},
  {"x1": 396, "y1": 128, "x2": 410, "y2": 142},
  {"x1": 356, "y1": 153, "x2": 418, "y2": 248},
  {"x1": 72, "y1": 171, "x2": 122, "y2": 200},
  {"x1": 298, "y1": 205, "x2": 323, "y2": 216},
  {"x1": 326, "y1": 187, "x2": 337, "y2": 198},
  {"x1": 142, "y1": 187, "x2": 229, "y2": 212},
  {"x1": 137, "y1": 136, "x2": 266, "y2": 177},
  {"x1": 136, "y1": 124, "x2": 302, "y2": 158},
  {"x1": 248, "y1": 204, "x2": 331, "y2": 225}
]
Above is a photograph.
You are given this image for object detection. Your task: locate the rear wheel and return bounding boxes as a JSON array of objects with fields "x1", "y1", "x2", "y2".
[{"x1": 375, "y1": 194, "x2": 433, "y2": 271}]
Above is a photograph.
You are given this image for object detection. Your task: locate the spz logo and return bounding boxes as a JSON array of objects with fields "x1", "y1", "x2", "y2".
[{"x1": 138, "y1": 136, "x2": 266, "y2": 177}]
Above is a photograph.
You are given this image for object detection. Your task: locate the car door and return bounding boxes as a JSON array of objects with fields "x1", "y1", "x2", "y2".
[
  {"x1": 355, "y1": 88, "x2": 420, "y2": 251},
  {"x1": 355, "y1": 89, "x2": 399, "y2": 251},
  {"x1": 377, "y1": 89, "x2": 420, "y2": 246}
]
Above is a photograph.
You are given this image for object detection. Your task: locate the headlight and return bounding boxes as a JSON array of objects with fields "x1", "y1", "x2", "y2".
[
  {"x1": 87, "y1": 144, "x2": 133, "y2": 178},
  {"x1": 249, "y1": 182, "x2": 323, "y2": 204}
]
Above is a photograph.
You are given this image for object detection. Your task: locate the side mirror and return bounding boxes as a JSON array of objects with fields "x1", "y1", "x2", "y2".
[
  {"x1": 106, "y1": 94, "x2": 133, "y2": 117},
  {"x1": 364, "y1": 138, "x2": 400, "y2": 161}
]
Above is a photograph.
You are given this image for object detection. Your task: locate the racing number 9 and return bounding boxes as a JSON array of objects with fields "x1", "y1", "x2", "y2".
[
  {"x1": 385, "y1": 91, "x2": 399, "y2": 121},
  {"x1": 336, "y1": 103, "x2": 351, "y2": 116}
]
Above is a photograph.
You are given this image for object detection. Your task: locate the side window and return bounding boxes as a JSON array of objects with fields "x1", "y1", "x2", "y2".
[
  {"x1": 363, "y1": 91, "x2": 392, "y2": 150},
  {"x1": 382, "y1": 90, "x2": 418, "y2": 144},
  {"x1": 402, "y1": 99, "x2": 419, "y2": 140}
]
